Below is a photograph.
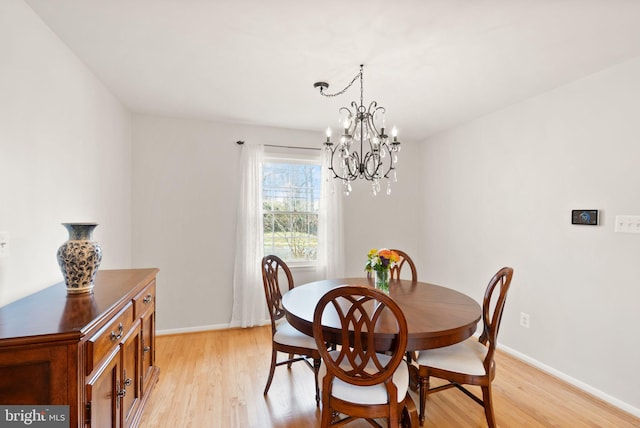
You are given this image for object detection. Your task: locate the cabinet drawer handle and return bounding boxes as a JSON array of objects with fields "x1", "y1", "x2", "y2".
[
  {"x1": 110, "y1": 323, "x2": 124, "y2": 341},
  {"x1": 143, "y1": 346, "x2": 151, "y2": 353},
  {"x1": 143, "y1": 294, "x2": 153, "y2": 304}
]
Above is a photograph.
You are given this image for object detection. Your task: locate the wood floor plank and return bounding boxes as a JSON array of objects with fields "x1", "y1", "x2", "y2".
[{"x1": 139, "y1": 326, "x2": 639, "y2": 427}]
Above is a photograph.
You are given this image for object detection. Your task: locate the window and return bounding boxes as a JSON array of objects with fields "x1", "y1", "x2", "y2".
[{"x1": 263, "y1": 158, "x2": 321, "y2": 263}]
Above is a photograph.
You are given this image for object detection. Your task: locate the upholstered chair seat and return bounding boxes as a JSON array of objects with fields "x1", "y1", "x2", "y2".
[
  {"x1": 319, "y1": 350, "x2": 410, "y2": 405},
  {"x1": 273, "y1": 320, "x2": 318, "y2": 350},
  {"x1": 416, "y1": 339, "x2": 489, "y2": 376}
]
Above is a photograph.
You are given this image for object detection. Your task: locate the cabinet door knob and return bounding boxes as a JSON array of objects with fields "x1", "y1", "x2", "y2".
[
  {"x1": 143, "y1": 346, "x2": 151, "y2": 353},
  {"x1": 118, "y1": 370, "x2": 133, "y2": 399},
  {"x1": 143, "y1": 294, "x2": 153, "y2": 304}
]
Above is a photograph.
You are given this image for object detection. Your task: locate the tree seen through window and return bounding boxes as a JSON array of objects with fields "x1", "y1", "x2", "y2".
[{"x1": 263, "y1": 162, "x2": 321, "y2": 262}]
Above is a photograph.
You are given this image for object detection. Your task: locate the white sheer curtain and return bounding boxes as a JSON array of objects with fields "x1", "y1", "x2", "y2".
[
  {"x1": 316, "y1": 152, "x2": 345, "y2": 279},
  {"x1": 230, "y1": 144, "x2": 265, "y2": 328}
]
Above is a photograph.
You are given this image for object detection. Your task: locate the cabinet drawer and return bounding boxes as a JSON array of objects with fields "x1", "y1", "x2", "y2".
[
  {"x1": 86, "y1": 303, "x2": 134, "y2": 375},
  {"x1": 134, "y1": 280, "x2": 156, "y2": 317}
]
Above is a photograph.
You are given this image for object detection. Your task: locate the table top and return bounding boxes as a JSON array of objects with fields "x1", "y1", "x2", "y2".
[
  {"x1": 0, "y1": 269, "x2": 159, "y2": 344},
  {"x1": 282, "y1": 277, "x2": 482, "y2": 351}
]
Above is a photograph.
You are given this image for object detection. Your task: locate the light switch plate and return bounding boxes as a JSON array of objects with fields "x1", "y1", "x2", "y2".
[{"x1": 614, "y1": 215, "x2": 640, "y2": 233}]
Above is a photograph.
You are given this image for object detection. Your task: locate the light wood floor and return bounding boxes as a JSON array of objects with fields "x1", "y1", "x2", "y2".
[{"x1": 139, "y1": 326, "x2": 639, "y2": 427}]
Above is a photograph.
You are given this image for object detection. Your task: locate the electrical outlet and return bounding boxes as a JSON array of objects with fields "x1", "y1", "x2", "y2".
[{"x1": 520, "y1": 312, "x2": 530, "y2": 329}]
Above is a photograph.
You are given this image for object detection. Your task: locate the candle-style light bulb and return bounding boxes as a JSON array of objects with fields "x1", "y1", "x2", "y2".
[
  {"x1": 325, "y1": 127, "x2": 332, "y2": 144},
  {"x1": 391, "y1": 126, "x2": 398, "y2": 139},
  {"x1": 340, "y1": 110, "x2": 352, "y2": 131}
]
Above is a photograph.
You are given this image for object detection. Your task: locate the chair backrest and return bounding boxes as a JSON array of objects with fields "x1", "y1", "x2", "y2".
[
  {"x1": 479, "y1": 267, "x2": 514, "y2": 368},
  {"x1": 389, "y1": 249, "x2": 417, "y2": 281},
  {"x1": 313, "y1": 285, "x2": 408, "y2": 390},
  {"x1": 261, "y1": 255, "x2": 295, "y2": 335}
]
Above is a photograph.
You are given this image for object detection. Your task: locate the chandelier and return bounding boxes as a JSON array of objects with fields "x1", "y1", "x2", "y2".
[{"x1": 314, "y1": 64, "x2": 401, "y2": 196}]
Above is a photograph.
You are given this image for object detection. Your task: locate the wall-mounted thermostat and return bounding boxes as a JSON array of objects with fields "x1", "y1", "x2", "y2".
[{"x1": 572, "y1": 210, "x2": 598, "y2": 225}]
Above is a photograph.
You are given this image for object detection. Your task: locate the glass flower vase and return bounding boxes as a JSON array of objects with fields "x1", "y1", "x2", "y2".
[{"x1": 374, "y1": 268, "x2": 390, "y2": 294}]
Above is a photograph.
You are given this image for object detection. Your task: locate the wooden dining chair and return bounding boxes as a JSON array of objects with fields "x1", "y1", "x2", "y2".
[
  {"x1": 366, "y1": 249, "x2": 418, "y2": 282},
  {"x1": 313, "y1": 285, "x2": 418, "y2": 428},
  {"x1": 390, "y1": 249, "x2": 418, "y2": 282},
  {"x1": 416, "y1": 267, "x2": 514, "y2": 427},
  {"x1": 261, "y1": 255, "x2": 321, "y2": 406}
]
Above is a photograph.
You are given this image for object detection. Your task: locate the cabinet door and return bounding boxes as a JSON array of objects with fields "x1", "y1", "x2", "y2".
[
  {"x1": 121, "y1": 322, "x2": 141, "y2": 428},
  {"x1": 86, "y1": 348, "x2": 121, "y2": 428},
  {"x1": 140, "y1": 308, "x2": 155, "y2": 394},
  {"x1": 0, "y1": 345, "x2": 69, "y2": 405}
]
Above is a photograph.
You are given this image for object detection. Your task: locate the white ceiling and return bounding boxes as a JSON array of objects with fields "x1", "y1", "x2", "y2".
[{"x1": 24, "y1": 0, "x2": 640, "y2": 141}]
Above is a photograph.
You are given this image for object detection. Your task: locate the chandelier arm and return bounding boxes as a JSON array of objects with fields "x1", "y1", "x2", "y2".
[
  {"x1": 339, "y1": 106, "x2": 355, "y2": 132},
  {"x1": 350, "y1": 151, "x2": 361, "y2": 179},
  {"x1": 326, "y1": 142, "x2": 359, "y2": 181},
  {"x1": 380, "y1": 144, "x2": 395, "y2": 178},
  {"x1": 364, "y1": 143, "x2": 396, "y2": 181},
  {"x1": 326, "y1": 146, "x2": 344, "y2": 180},
  {"x1": 364, "y1": 152, "x2": 383, "y2": 180},
  {"x1": 361, "y1": 151, "x2": 374, "y2": 180}
]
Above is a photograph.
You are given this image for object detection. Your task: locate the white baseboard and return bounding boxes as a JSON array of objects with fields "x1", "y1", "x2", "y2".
[
  {"x1": 157, "y1": 323, "x2": 230, "y2": 336},
  {"x1": 499, "y1": 344, "x2": 640, "y2": 418},
  {"x1": 157, "y1": 320, "x2": 270, "y2": 336}
]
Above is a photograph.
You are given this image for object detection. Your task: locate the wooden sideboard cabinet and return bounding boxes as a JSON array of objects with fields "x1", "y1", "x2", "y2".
[{"x1": 0, "y1": 268, "x2": 160, "y2": 428}]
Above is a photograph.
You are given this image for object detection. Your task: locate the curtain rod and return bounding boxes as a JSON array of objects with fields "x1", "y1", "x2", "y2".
[{"x1": 236, "y1": 140, "x2": 321, "y2": 151}]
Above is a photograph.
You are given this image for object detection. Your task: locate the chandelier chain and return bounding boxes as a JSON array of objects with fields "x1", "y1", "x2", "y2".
[{"x1": 318, "y1": 67, "x2": 362, "y2": 98}]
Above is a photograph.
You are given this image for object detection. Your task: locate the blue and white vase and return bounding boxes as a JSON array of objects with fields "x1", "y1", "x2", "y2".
[{"x1": 57, "y1": 223, "x2": 103, "y2": 294}]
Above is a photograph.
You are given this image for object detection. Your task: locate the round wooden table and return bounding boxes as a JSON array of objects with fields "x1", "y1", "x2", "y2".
[
  {"x1": 283, "y1": 277, "x2": 482, "y2": 353},
  {"x1": 283, "y1": 277, "x2": 482, "y2": 391}
]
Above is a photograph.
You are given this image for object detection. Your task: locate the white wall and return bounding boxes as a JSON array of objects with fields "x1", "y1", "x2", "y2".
[
  {"x1": 131, "y1": 114, "x2": 421, "y2": 331},
  {"x1": 419, "y1": 56, "x2": 640, "y2": 413},
  {"x1": 342, "y1": 139, "x2": 422, "y2": 278},
  {"x1": 0, "y1": 0, "x2": 133, "y2": 306},
  {"x1": 131, "y1": 116, "x2": 316, "y2": 331}
]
